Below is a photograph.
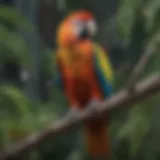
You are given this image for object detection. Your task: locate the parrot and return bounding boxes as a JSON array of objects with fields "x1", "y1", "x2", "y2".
[{"x1": 55, "y1": 10, "x2": 114, "y2": 159}]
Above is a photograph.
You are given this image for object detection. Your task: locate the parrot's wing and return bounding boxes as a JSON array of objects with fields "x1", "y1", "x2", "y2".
[{"x1": 93, "y1": 43, "x2": 114, "y2": 98}]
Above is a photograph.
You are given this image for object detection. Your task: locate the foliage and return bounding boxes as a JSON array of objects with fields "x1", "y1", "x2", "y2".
[
  {"x1": 109, "y1": 0, "x2": 160, "y2": 159},
  {"x1": 0, "y1": 5, "x2": 32, "y2": 67},
  {"x1": 0, "y1": 5, "x2": 77, "y2": 157}
]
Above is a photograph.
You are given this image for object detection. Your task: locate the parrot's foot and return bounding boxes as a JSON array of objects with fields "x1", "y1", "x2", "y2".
[{"x1": 87, "y1": 99, "x2": 103, "y2": 119}]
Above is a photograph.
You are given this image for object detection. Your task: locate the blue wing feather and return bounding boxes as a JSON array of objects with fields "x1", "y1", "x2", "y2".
[{"x1": 93, "y1": 44, "x2": 114, "y2": 98}]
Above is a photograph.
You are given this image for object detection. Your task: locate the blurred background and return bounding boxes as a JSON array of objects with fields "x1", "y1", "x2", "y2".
[{"x1": 0, "y1": 0, "x2": 159, "y2": 159}]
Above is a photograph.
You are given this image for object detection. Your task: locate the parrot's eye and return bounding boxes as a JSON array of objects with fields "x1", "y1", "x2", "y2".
[{"x1": 86, "y1": 20, "x2": 97, "y2": 36}]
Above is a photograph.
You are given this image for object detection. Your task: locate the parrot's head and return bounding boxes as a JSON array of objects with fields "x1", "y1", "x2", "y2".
[{"x1": 56, "y1": 10, "x2": 97, "y2": 47}]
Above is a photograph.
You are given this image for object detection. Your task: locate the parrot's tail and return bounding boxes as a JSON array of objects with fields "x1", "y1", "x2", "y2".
[{"x1": 84, "y1": 117, "x2": 110, "y2": 158}]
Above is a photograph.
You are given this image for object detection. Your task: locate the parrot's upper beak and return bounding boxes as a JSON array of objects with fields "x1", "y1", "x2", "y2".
[{"x1": 79, "y1": 27, "x2": 91, "y2": 40}]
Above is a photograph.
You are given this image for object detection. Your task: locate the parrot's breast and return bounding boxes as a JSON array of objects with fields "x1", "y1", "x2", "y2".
[
  {"x1": 70, "y1": 53, "x2": 94, "y2": 106},
  {"x1": 72, "y1": 77, "x2": 92, "y2": 107}
]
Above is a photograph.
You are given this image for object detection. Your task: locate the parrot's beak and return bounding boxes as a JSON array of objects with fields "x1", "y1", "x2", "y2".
[
  {"x1": 79, "y1": 27, "x2": 91, "y2": 40},
  {"x1": 73, "y1": 19, "x2": 97, "y2": 40}
]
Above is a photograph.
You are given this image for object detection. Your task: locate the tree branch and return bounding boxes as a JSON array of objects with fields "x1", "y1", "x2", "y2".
[
  {"x1": 125, "y1": 47, "x2": 154, "y2": 91},
  {"x1": 0, "y1": 74, "x2": 160, "y2": 160}
]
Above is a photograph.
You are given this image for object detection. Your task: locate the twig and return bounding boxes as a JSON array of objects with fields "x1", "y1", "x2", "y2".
[
  {"x1": 0, "y1": 74, "x2": 160, "y2": 160},
  {"x1": 125, "y1": 47, "x2": 154, "y2": 91}
]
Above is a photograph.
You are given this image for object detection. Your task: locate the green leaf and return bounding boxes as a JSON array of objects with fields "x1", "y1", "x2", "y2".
[
  {"x1": 0, "y1": 85, "x2": 31, "y2": 119},
  {"x1": 116, "y1": 0, "x2": 143, "y2": 44},
  {"x1": 0, "y1": 5, "x2": 32, "y2": 31}
]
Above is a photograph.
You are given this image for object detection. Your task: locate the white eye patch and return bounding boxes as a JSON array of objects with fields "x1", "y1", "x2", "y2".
[{"x1": 86, "y1": 20, "x2": 97, "y2": 36}]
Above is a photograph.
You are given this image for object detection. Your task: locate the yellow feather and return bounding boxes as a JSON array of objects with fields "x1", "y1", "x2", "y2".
[{"x1": 94, "y1": 43, "x2": 113, "y2": 82}]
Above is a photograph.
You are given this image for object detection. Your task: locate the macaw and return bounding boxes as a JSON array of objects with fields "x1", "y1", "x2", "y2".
[{"x1": 55, "y1": 10, "x2": 114, "y2": 159}]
